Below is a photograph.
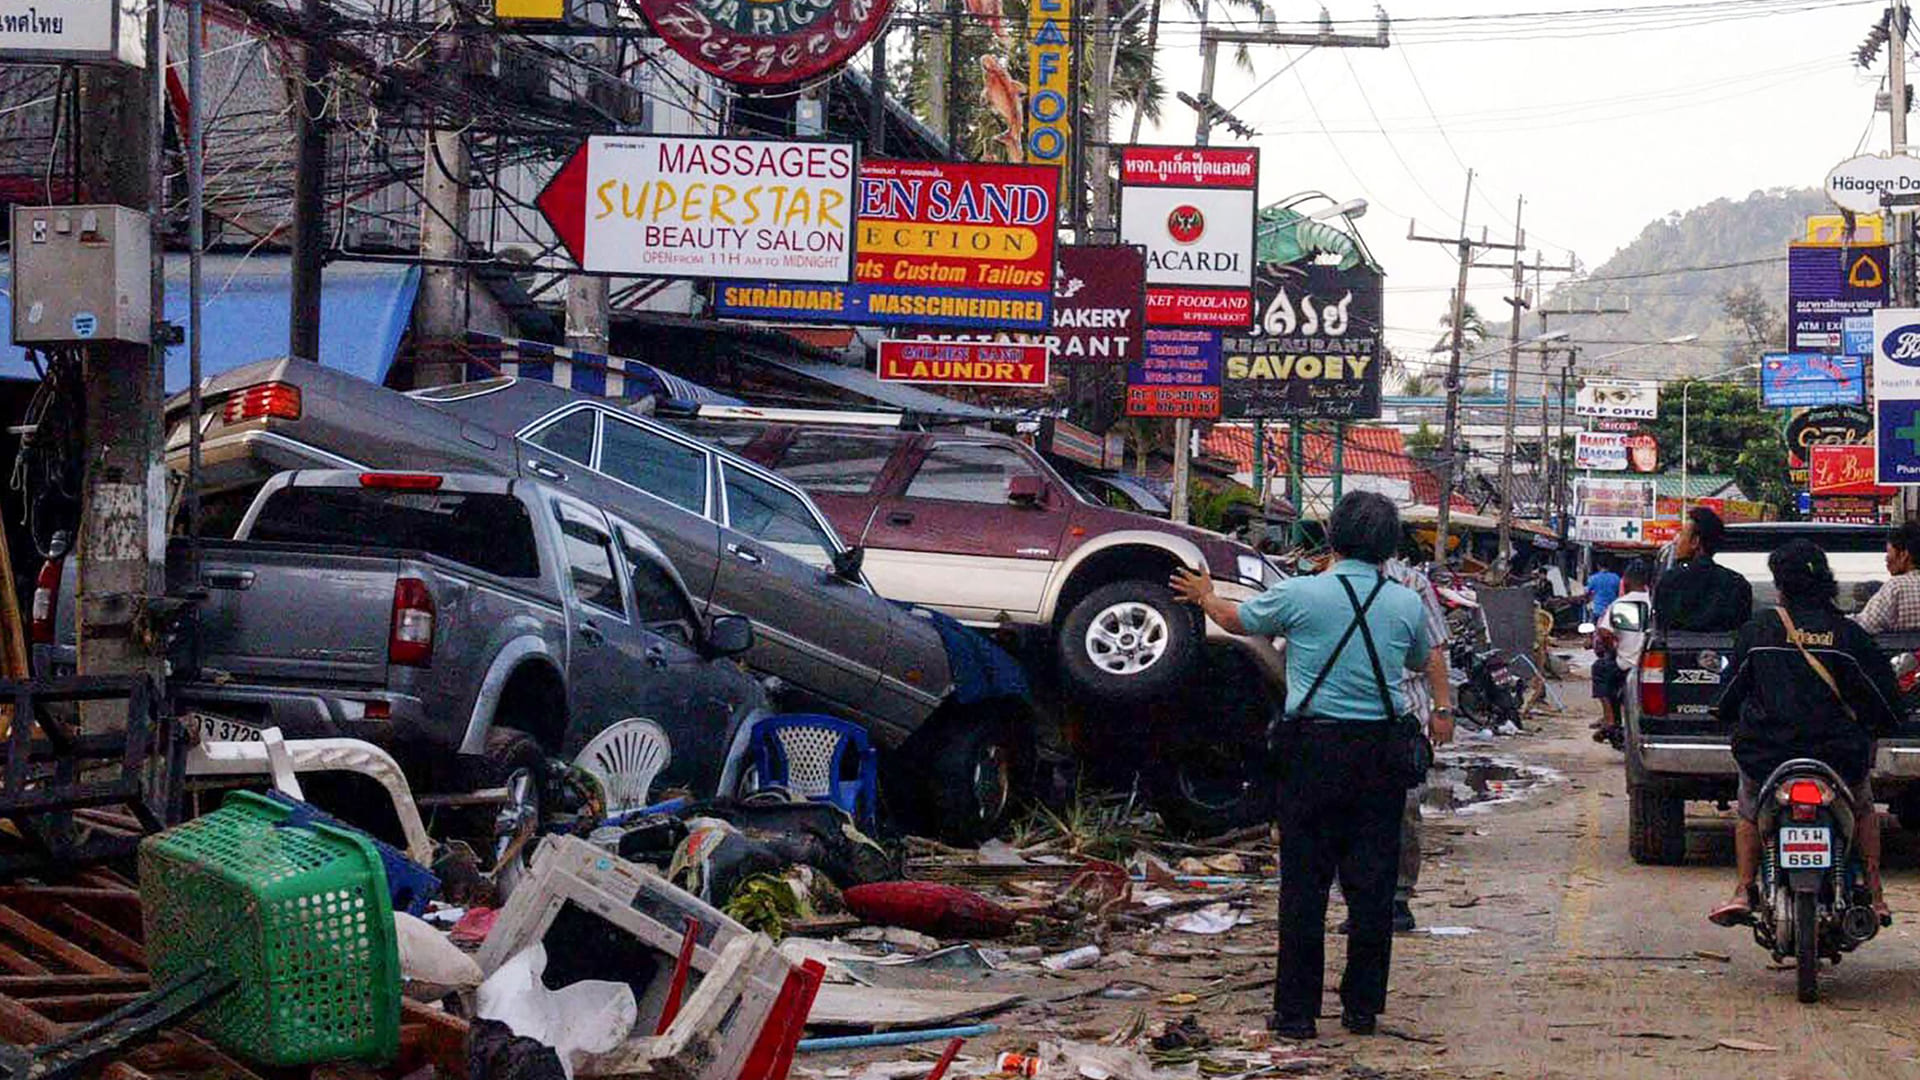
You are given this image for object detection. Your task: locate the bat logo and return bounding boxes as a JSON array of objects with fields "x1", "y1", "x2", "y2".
[{"x1": 1166, "y1": 205, "x2": 1205, "y2": 244}]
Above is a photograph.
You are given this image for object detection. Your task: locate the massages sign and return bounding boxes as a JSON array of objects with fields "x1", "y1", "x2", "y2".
[
  {"x1": 633, "y1": 0, "x2": 893, "y2": 87},
  {"x1": 537, "y1": 134, "x2": 858, "y2": 283}
]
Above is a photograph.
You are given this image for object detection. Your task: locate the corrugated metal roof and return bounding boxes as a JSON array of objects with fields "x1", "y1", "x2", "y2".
[{"x1": 1202, "y1": 424, "x2": 1415, "y2": 478}]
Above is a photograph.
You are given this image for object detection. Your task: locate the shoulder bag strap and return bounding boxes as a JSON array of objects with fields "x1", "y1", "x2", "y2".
[
  {"x1": 1341, "y1": 575, "x2": 1401, "y2": 722},
  {"x1": 1776, "y1": 606, "x2": 1859, "y2": 724},
  {"x1": 1295, "y1": 574, "x2": 1389, "y2": 716}
]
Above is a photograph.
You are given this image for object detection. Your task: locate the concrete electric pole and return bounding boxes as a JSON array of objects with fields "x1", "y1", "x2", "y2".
[
  {"x1": 289, "y1": 0, "x2": 330, "y2": 362},
  {"x1": 1408, "y1": 171, "x2": 1522, "y2": 563},
  {"x1": 415, "y1": 1, "x2": 471, "y2": 387},
  {"x1": 1169, "y1": 11, "x2": 1390, "y2": 524},
  {"x1": 1492, "y1": 215, "x2": 1577, "y2": 570}
]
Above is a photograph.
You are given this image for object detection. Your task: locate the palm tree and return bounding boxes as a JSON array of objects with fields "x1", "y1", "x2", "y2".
[
  {"x1": 1400, "y1": 372, "x2": 1436, "y2": 397},
  {"x1": 1433, "y1": 302, "x2": 1488, "y2": 355}
]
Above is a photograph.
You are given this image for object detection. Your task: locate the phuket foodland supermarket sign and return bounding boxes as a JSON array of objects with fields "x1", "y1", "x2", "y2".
[
  {"x1": 537, "y1": 135, "x2": 857, "y2": 283},
  {"x1": 632, "y1": 0, "x2": 893, "y2": 87},
  {"x1": 714, "y1": 158, "x2": 1058, "y2": 329}
]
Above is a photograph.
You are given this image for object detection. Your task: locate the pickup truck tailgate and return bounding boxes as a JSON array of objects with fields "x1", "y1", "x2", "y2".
[{"x1": 183, "y1": 542, "x2": 398, "y2": 686}]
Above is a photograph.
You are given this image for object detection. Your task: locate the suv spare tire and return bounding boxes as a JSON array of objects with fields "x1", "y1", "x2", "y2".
[{"x1": 1058, "y1": 580, "x2": 1202, "y2": 703}]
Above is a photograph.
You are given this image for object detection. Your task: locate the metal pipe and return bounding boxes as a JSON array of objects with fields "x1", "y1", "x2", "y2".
[{"x1": 188, "y1": 0, "x2": 206, "y2": 550}]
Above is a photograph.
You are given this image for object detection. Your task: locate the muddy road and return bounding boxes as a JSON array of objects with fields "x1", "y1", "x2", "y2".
[{"x1": 816, "y1": 692, "x2": 1920, "y2": 1080}]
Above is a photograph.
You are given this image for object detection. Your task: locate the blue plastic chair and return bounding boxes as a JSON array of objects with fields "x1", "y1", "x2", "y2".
[{"x1": 744, "y1": 714, "x2": 879, "y2": 830}]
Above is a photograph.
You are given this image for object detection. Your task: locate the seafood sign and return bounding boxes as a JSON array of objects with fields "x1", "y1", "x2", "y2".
[
  {"x1": 0, "y1": 0, "x2": 145, "y2": 66},
  {"x1": 631, "y1": 0, "x2": 893, "y2": 87},
  {"x1": 1026, "y1": 0, "x2": 1072, "y2": 168},
  {"x1": 715, "y1": 159, "x2": 1058, "y2": 328},
  {"x1": 537, "y1": 135, "x2": 857, "y2": 283}
]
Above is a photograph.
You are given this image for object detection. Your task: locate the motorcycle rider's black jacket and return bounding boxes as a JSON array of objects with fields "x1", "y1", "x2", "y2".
[{"x1": 1715, "y1": 602, "x2": 1902, "y2": 787}]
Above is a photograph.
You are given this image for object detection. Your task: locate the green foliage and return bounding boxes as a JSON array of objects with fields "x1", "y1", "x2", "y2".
[
  {"x1": 723, "y1": 874, "x2": 811, "y2": 940},
  {"x1": 1406, "y1": 421, "x2": 1442, "y2": 461},
  {"x1": 1641, "y1": 382, "x2": 1794, "y2": 514},
  {"x1": 1188, "y1": 482, "x2": 1258, "y2": 533}
]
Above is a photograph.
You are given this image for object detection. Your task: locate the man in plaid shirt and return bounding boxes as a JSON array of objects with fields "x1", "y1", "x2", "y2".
[{"x1": 1855, "y1": 522, "x2": 1920, "y2": 634}]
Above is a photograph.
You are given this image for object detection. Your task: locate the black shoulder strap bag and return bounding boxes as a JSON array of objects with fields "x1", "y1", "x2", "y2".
[{"x1": 1284, "y1": 572, "x2": 1434, "y2": 790}]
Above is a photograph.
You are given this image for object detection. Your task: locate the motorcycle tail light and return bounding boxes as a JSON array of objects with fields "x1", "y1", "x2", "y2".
[
  {"x1": 1785, "y1": 778, "x2": 1831, "y2": 807},
  {"x1": 1638, "y1": 650, "x2": 1666, "y2": 715}
]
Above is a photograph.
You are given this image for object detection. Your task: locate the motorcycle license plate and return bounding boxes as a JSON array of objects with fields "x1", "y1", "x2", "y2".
[{"x1": 1779, "y1": 826, "x2": 1832, "y2": 869}]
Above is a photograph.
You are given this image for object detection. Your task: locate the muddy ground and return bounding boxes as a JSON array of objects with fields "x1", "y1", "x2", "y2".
[{"x1": 804, "y1": 679, "x2": 1920, "y2": 1080}]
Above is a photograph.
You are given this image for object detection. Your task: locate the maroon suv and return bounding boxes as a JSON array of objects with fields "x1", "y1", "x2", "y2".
[{"x1": 671, "y1": 413, "x2": 1285, "y2": 704}]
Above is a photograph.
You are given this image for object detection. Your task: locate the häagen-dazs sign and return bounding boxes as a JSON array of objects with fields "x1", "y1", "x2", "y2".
[
  {"x1": 0, "y1": 1, "x2": 145, "y2": 66},
  {"x1": 634, "y1": 0, "x2": 892, "y2": 87}
]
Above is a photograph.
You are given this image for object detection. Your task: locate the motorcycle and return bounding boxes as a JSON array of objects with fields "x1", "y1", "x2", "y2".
[
  {"x1": 1451, "y1": 639, "x2": 1525, "y2": 731},
  {"x1": 1746, "y1": 758, "x2": 1883, "y2": 1003}
]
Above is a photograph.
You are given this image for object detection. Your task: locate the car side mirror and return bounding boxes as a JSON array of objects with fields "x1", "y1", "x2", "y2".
[
  {"x1": 831, "y1": 545, "x2": 865, "y2": 582},
  {"x1": 1007, "y1": 475, "x2": 1046, "y2": 506},
  {"x1": 706, "y1": 614, "x2": 755, "y2": 658},
  {"x1": 1609, "y1": 600, "x2": 1648, "y2": 634}
]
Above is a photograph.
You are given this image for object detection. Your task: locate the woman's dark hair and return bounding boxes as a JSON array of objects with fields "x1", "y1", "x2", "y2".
[
  {"x1": 1687, "y1": 506, "x2": 1726, "y2": 556},
  {"x1": 1769, "y1": 538, "x2": 1838, "y2": 607},
  {"x1": 1327, "y1": 491, "x2": 1401, "y2": 564},
  {"x1": 1622, "y1": 558, "x2": 1650, "y2": 590}
]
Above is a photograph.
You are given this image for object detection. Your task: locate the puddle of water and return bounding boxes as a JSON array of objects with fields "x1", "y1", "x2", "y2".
[{"x1": 1423, "y1": 752, "x2": 1562, "y2": 815}]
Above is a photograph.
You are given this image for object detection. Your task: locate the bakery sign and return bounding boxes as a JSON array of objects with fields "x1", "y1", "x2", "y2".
[{"x1": 633, "y1": 0, "x2": 893, "y2": 87}]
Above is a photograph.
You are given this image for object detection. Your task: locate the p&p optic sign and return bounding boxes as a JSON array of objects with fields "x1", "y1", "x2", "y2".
[{"x1": 633, "y1": 0, "x2": 893, "y2": 87}]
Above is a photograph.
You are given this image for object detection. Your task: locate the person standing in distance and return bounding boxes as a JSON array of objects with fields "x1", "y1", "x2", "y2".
[{"x1": 1171, "y1": 492, "x2": 1436, "y2": 1041}]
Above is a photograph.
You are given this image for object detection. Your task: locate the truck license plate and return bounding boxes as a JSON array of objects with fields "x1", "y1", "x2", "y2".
[
  {"x1": 191, "y1": 713, "x2": 262, "y2": 744},
  {"x1": 1779, "y1": 826, "x2": 1831, "y2": 869}
]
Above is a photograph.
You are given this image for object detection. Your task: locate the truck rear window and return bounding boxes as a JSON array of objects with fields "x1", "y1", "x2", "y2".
[{"x1": 249, "y1": 487, "x2": 541, "y2": 579}]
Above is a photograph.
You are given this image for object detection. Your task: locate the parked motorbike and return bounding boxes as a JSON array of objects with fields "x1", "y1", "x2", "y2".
[
  {"x1": 1451, "y1": 640, "x2": 1524, "y2": 731},
  {"x1": 1745, "y1": 758, "x2": 1882, "y2": 1003}
]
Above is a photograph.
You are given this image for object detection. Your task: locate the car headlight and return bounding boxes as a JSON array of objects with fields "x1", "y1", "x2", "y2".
[{"x1": 1236, "y1": 554, "x2": 1274, "y2": 589}]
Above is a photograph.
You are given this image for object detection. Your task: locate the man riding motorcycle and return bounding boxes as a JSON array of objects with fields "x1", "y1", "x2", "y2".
[{"x1": 1708, "y1": 540, "x2": 1903, "y2": 927}]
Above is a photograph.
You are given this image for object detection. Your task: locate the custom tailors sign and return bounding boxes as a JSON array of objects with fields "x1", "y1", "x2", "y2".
[
  {"x1": 1118, "y1": 147, "x2": 1258, "y2": 329},
  {"x1": 714, "y1": 159, "x2": 1058, "y2": 329},
  {"x1": 631, "y1": 0, "x2": 892, "y2": 86},
  {"x1": 1220, "y1": 264, "x2": 1384, "y2": 420},
  {"x1": 538, "y1": 135, "x2": 856, "y2": 282}
]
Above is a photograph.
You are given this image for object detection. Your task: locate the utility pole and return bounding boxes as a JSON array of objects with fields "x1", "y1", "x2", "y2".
[
  {"x1": 289, "y1": 0, "x2": 329, "y2": 362},
  {"x1": 415, "y1": 3, "x2": 471, "y2": 387},
  {"x1": 73, "y1": 1, "x2": 168, "y2": 701},
  {"x1": 1169, "y1": 11, "x2": 1390, "y2": 524},
  {"x1": 923, "y1": 1, "x2": 949, "y2": 146},
  {"x1": 1895, "y1": 0, "x2": 1913, "y2": 306},
  {"x1": 565, "y1": 29, "x2": 617, "y2": 355},
  {"x1": 1535, "y1": 297, "x2": 1627, "y2": 547},
  {"x1": 1492, "y1": 230, "x2": 1577, "y2": 570},
  {"x1": 1408, "y1": 171, "x2": 1521, "y2": 563}
]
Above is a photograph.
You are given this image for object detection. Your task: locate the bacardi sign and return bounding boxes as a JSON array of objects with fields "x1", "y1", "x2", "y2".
[{"x1": 1118, "y1": 146, "x2": 1257, "y2": 329}]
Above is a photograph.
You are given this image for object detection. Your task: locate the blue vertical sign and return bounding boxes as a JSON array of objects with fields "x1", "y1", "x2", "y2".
[{"x1": 1789, "y1": 244, "x2": 1889, "y2": 354}]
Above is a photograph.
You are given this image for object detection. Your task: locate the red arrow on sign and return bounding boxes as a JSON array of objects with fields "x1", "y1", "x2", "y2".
[{"x1": 536, "y1": 141, "x2": 590, "y2": 268}]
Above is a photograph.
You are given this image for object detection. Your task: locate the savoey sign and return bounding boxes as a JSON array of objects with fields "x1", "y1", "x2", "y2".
[
  {"x1": 1826, "y1": 153, "x2": 1920, "y2": 215},
  {"x1": 0, "y1": 0, "x2": 144, "y2": 66},
  {"x1": 538, "y1": 135, "x2": 857, "y2": 283}
]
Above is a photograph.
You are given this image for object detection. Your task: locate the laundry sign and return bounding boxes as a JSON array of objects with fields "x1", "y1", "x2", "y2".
[
  {"x1": 1218, "y1": 263, "x2": 1383, "y2": 420},
  {"x1": 877, "y1": 340, "x2": 1050, "y2": 387}
]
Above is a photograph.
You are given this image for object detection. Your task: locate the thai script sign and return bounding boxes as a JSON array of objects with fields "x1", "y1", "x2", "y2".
[
  {"x1": 1118, "y1": 147, "x2": 1257, "y2": 328},
  {"x1": 1788, "y1": 243, "x2": 1888, "y2": 354},
  {"x1": 0, "y1": 0, "x2": 144, "y2": 66},
  {"x1": 1760, "y1": 351, "x2": 1866, "y2": 408},
  {"x1": 1219, "y1": 263, "x2": 1383, "y2": 419}
]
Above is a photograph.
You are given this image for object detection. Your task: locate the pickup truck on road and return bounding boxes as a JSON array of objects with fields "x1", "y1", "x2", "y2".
[{"x1": 1622, "y1": 522, "x2": 1920, "y2": 864}]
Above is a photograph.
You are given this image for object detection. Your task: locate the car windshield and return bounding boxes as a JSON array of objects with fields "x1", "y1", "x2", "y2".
[{"x1": 1717, "y1": 528, "x2": 1886, "y2": 615}]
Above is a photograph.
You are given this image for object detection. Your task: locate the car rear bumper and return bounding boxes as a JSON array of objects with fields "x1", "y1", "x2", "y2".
[
  {"x1": 173, "y1": 682, "x2": 438, "y2": 746},
  {"x1": 1635, "y1": 733, "x2": 1920, "y2": 786}
]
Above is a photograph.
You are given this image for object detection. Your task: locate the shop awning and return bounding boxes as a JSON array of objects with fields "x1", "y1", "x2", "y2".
[{"x1": 0, "y1": 255, "x2": 419, "y2": 390}]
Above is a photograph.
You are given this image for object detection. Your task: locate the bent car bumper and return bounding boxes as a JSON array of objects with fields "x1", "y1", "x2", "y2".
[{"x1": 174, "y1": 682, "x2": 437, "y2": 746}]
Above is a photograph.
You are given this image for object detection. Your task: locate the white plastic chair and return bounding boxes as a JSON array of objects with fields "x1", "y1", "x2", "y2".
[{"x1": 575, "y1": 718, "x2": 672, "y2": 814}]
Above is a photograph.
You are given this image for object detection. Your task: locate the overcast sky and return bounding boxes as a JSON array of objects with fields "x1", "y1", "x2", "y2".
[{"x1": 1123, "y1": 0, "x2": 1890, "y2": 373}]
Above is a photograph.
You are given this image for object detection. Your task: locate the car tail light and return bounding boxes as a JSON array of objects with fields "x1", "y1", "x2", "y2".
[
  {"x1": 389, "y1": 578, "x2": 434, "y2": 668},
  {"x1": 359, "y1": 472, "x2": 444, "y2": 491},
  {"x1": 29, "y1": 558, "x2": 62, "y2": 645},
  {"x1": 1638, "y1": 649, "x2": 1667, "y2": 716},
  {"x1": 364, "y1": 700, "x2": 392, "y2": 720},
  {"x1": 222, "y1": 382, "x2": 302, "y2": 424}
]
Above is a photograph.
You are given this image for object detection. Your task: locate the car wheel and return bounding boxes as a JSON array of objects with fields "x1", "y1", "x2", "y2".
[
  {"x1": 1153, "y1": 735, "x2": 1274, "y2": 837},
  {"x1": 921, "y1": 720, "x2": 1024, "y2": 844},
  {"x1": 1627, "y1": 782, "x2": 1687, "y2": 865},
  {"x1": 1058, "y1": 581, "x2": 1201, "y2": 703},
  {"x1": 459, "y1": 727, "x2": 549, "y2": 898}
]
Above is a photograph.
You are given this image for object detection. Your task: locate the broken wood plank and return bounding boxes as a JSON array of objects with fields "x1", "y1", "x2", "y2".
[
  {"x1": 49, "y1": 902, "x2": 144, "y2": 967},
  {"x1": 807, "y1": 984, "x2": 1024, "y2": 1030},
  {"x1": 399, "y1": 999, "x2": 471, "y2": 1077},
  {"x1": 0, "y1": 990, "x2": 149, "y2": 1080},
  {"x1": 0, "y1": 904, "x2": 117, "y2": 974},
  {"x1": 0, "y1": 886, "x2": 140, "y2": 905},
  {"x1": 0, "y1": 973, "x2": 148, "y2": 995},
  {"x1": 28, "y1": 991, "x2": 145, "y2": 1022},
  {"x1": 0, "y1": 939, "x2": 51, "y2": 976},
  {"x1": 127, "y1": 1032, "x2": 269, "y2": 1080}
]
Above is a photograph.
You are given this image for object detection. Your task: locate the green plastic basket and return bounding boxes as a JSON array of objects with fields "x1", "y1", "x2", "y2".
[{"x1": 138, "y1": 789, "x2": 400, "y2": 1067}]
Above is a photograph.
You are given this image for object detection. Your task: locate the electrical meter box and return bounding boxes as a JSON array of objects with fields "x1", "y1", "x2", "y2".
[{"x1": 11, "y1": 204, "x2": 151, "y2": 346}]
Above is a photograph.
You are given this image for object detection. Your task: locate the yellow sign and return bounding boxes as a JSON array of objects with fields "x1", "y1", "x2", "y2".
[
  {"x1": 1026, "y1": 0, "x2": 1072, "y2": 170},
  {"x1": 497, "y1": 0, "x2": 565, "y2": 19},
  {"x1": 1805, "y1": 213, "x2": 1886, "y2": 245}
]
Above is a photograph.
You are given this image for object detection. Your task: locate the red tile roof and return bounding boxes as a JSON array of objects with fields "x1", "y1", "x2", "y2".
[
  {"x1": 1201, "y1": 424, "x2": 1417, "y2": 479},
  {"x1": 1409, "y1": 470, "x2": 1478, "y2": 513}
]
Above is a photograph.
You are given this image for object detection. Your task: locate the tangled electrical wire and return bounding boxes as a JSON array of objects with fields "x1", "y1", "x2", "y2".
[{"x1": 10, "y1": 348, "x2": 85, "y2": 560}]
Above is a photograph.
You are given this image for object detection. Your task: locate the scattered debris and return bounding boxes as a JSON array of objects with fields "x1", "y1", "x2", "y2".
[
  {"x1": 1042, "y1": 946, "x2": 1103, "y2": 972},
  {"x1": 1714, "y1": 1038, "x2": 1781, "y2": 1053}
]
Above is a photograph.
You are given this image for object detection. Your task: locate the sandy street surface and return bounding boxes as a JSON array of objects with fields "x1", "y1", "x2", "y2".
[{"x1": 807, "y1": 683, "x2": 1920, "y2": 1080}]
